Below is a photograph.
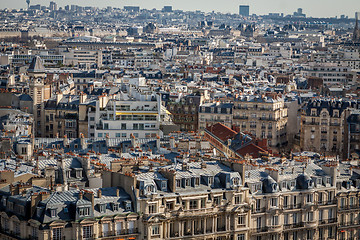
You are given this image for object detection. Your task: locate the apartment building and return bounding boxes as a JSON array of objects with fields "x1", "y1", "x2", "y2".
[
  {"x1": 305, "y1": 62, "x2": 352, "y2": 86},
  {"x1": 167, "y1": 94, "x2": 202, "y2": 132},
  {"x1": 62, "y1": 49, "x2": 103, "y2": 68},
  {"x1": 0, "y1": 184, "x2": 139, "y2": 240},
  {"x1": 198, "y1": 102, "x2": 233, "y2": 132},
  {"x1": 103, "y1": 160, "x2": 251, "y2": 240},
  {"x1": 90, "y1": 85, "x2": 162, "y2": 139},
  {"x1": 233, "y1": 95, "x2": 288, "y2": 148},
  {"x1": 344, "y1": 109, "x2": 360, "y2": 159},
  {"x1": 246, "y1": 161, "x2": 338, "y2": 240},
  {"x1": 300, "y1": 99, "x2": 360, "y2": 156}
]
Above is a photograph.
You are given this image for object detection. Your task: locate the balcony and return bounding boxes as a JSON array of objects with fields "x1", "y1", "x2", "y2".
[
  {"x1": 283, "y1": 222, "x2": 305, "y2": 230},
  {"x1": 100, "y1": 228, "x2": 138, "y2": 238},
  {"x1": 233, "y1": 116, "x2": 248, "y2": 120},
  {"x1": 339, "y1": 221, "x2": 360, "y2": 228},
  {"x1": 318, "y1": 218, "x2": 337, "y2": 225},
  {"x1": 251, "y1": 227, "x2": 269, "y2": 233},
  {"x1": 252, "y1": 207, "x2": 266, "y2": 213}
]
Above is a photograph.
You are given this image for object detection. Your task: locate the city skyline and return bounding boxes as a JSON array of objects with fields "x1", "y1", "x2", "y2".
[{"x1": 1, "y1": 0, "x2": 360, "y2": 18}]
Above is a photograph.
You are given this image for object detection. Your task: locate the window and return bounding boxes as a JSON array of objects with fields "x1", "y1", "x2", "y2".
[
  {"x1": 148, "y1": 204, "x2": 156, "y2": 214},
  {"x1": 214, "y1": 196, "x2": 221, "y2": 205},
  {"x1": 235, "y1": 194, "x2": 242, "y2": 204},
  {"x1": 176, "y1": 179, "x2": 181, "y2": 188},
  {"x1": 319, "y1": 210, "x2": 323, "y2": 220},
  {"x1": 83, "y1": 225, "x2": 93, "y2": 239},
  {"x1": 116, "y1": 133, "x2": 121, "y2": 137},
  {"x1": 112, "y1": 203, "x2": 119, "y2": 211},
  {"x1": 307, "y1": 230, "x2": 313, "y2": 240},
  {"x1": 284, "y1": 214, "x2": 289, "y2": 225},
  {"x1": 306, "y1": 212, "x2": 313, "y2": 222},
  {"x1": 102, "y1": 223, "x2": 109, "y2": 237},
  {"x1": 79, "y1": 207, "x2": 90, "y2": 216},
  {"x1": 52, "y1": 228, "x2": 62, "y2": 240},
  {"x1": 238, "y1": 215, "x2": 245, "y2": 226},
  {"x1": 99, "y1": 204, "x2": 106, "y2": 213},
  {"x1": 293, "y1": 213, "x2": 298, "y2": 224},
  {"x1": 14, "y1": 222, "x2": 20, "y2": 236},
  {"x1": 195, "y1": 178, "x2": 200, "y2": 185},
  {"x1": 187, "y1": 199, "x2": 197, "y2": 210},
  {"x1": 50, "y1": 209, "x2": 57, "y2": 217},
  {"x1": 151, "y1": 225, "x2": 160, "y2": 236},
  {"x1": 284, "y1": 196, "x2": 289, "y2": 208},
  {"x1": 272, "y1": 216, "x2": 279, "y2": 226},
  {"x1": 306, "y1": 194, "x2": 313, "y2": 203},
  {"x1": 238, "y1": 234, "x2": 245, "y2": 240},
  {"x1": 98, "y1": 133, "x2": 103, "y2": 138},
  {"x1": 271, "y1": 198, "x2": 278, "y2": 207}
]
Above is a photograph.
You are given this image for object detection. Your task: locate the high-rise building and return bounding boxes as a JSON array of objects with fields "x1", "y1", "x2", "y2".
[
  {"x1": 353, "y1": 12, "x2": 360, "y2": 42},
  {"x1": 49, "y1": 1, "x2": 57, "y2": 11},
  {"x1": 239, "y1": 5, "x2": 250, "y2": 17},
  {"x1": 162, "y1": 6, "x2": 173, "y2": 12}
]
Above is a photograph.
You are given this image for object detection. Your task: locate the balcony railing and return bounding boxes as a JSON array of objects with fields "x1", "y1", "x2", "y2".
[
  {"x1": 251, "y1": 227, "x2": 269, "y2": 233},
  {"x1": 100, "y1": 228, "x2": 138, "y2": 238},
  {"x1": 318, "y1": 218, "x2": 337, "y2": 225}
]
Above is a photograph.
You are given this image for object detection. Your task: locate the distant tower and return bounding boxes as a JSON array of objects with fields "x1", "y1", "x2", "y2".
[
  {"x1": 353, "y1": 12, "x2": 360, "y2": 42},
  {"x1": 239, "y1": 5, "x2": 250, "y2": 17},
  {"x1": 26, "y1": 0, "x2": 30, "y2": 9}
]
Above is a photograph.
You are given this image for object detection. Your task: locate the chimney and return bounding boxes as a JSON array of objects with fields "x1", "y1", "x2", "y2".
[
  {"x1": 105, "y1": 134, "x2": 110, "y2": 147},
  {"x1": 63, "y1": 135, "x2": 69, "y2": 146},
  {"x1": 56, "y1": 92, "x2": 63, "y2": 104},
  {"x1": 170, "y1": 136, "x2": 175, "y2": 149},
  {"x1": 182, "y1": 162, "x2": 189, "y2": 171},
  {"x1": 79, "y1": 191, "x2": 83, "y2": 200},
  {"x1": 79, "y1": 92, "x2": 87, "y2": 104},
  {"x1": 201, "y1": 161, "x2": 207, "y2": 169},
  {"x1": 80, "y1": 133, "x2": 87, "y2": 149},
  {"x1": 116, "y1": 188, "x2": 120, "y2": 197},
  {"x1": 98, "y1": 189, "x2": 102, "y2": 198},
  {"x1": 131, "y1": 134, "x2": 137, "y2": 148},
  {"x1": 156, "y1": 135, "x2": 161, "y2": 150}
]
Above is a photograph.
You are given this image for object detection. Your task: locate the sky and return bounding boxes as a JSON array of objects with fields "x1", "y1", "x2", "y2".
[{"x1": 2, "y1": 0, "x2": 360, "y2": 18}]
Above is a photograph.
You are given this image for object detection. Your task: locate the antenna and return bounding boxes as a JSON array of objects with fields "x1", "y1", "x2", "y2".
[{"x1": 26, "y1": 0, "x2": 30, "y2": 9}]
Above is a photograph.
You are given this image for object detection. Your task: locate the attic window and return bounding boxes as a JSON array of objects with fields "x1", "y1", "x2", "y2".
[
  {"x1": 99, "y1": 204, "x2": 106, "y2": 213},
  {"x1": 208, "y1": 177, "x2": 213, "y2": 185},
  {"x1": 112, "y1": 203, "x2": 119, "y2": 211},
  {"x1": 195, "y1": 178, "x2": 200, "y2": 186},
  {"x1": 233, "y1": 177, "x2": 240, "y2": 186},
  {"x1": 50, "y1": 209, "x2": 57, "y2": 218},
  {"x1": 78, "y1": 207, "x2": 90, "y2": 216}
]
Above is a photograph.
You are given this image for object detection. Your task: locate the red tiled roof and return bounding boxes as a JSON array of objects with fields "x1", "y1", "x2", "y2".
[
  {"x1": 236, "y1": 143, "x2": 267, "y2": 158},
  {"x1": 206, "y1": 123, "x2": 237, "y2": 142}
]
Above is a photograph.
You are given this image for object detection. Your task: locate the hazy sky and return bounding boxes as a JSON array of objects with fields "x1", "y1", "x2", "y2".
[{"x1": 3, "y1": 0, "x2": 360, "y2": 18}]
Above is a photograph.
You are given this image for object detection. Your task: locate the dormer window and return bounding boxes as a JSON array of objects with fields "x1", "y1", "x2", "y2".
[
  {"x1": 124, "y1": 201, "x2": 132, "y2": 211},
  {"x1": 185, "y1": 179, "x2": 191, "y2": 186},
  {"x1": 195, "y1": 178, "x2": 200, "y2": 186},
  {"x1": 161, "y1": 181, "x2": 167, "y2": 190},
  {"x1": 176, "y1": 179, "x2": 181, "y2": 188},
  {"x1": 50, "y1": 209, "x2": 57, "y2": 218},
  {"x1": 99, "y1": 204, "x2": 106, "y2": 213},
  {"x1": 112, "y1": 203, "x2": 119, "y2": 211},
  {"x1": 146, "y1": 185, "x2": 155, "y2": 193},
  {"x1": 233, "y1": 177, "x2": 240, "y2": 186},
  {"x1": 208, "y1": 177, "x2": 213, "y2": 186},
  {"x1": 78, "y1": 207, "x2": 90, "y2": 216}
]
